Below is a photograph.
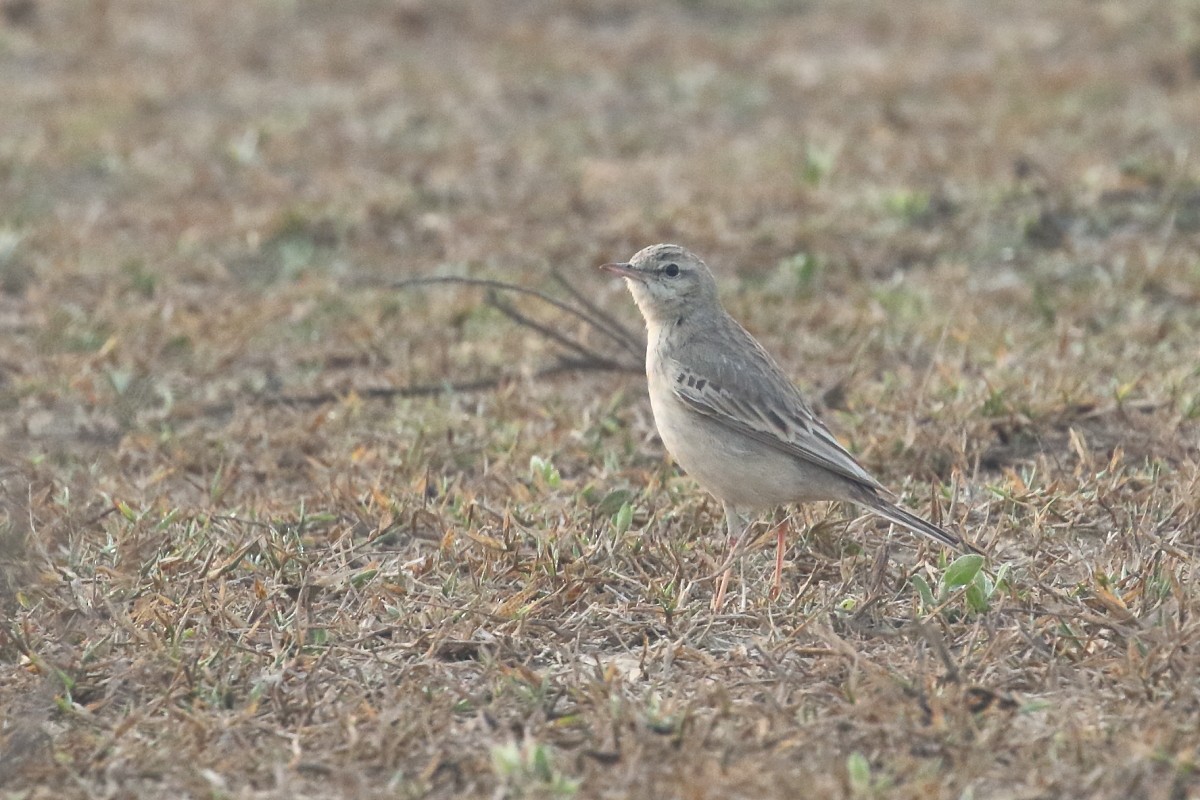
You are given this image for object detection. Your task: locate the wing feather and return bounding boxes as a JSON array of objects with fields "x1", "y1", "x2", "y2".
[{"x1": 666, "y1": 352, "x2": 882, "y2": 491}]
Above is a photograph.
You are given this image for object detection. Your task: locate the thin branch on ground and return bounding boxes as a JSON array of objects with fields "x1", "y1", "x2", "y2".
[
  {"x1": 482, "y1": 289, "x2": 631, "y2": 373},
  {"x1": 393, "y1": 275, "x2": 643, "y2": 359},
  {"x1": 548, "y1": 268, "x2": 643, "y2": 357},
  {"x1": 207, "y1": 357, "x2": 635, "y2": 412},
  {"x1": 187, "y1": 275, "x2": 643, "y2": 415}
]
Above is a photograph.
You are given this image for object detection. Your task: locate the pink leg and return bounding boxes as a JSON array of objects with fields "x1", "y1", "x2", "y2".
[
  {"x1": 712, "y1": 504, "x2": 747, "y2": 612},
  {"x1": 712, "y1": 564, "x2": 732, "y2": 612},
  {"x1": 771, "y1": 522, "x2": 786, "y2": 599}
]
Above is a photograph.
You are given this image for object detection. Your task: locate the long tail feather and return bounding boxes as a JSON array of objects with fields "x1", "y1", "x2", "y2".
[{"x1": 860, "y1": 493, "x2": 983, "y2": 555}]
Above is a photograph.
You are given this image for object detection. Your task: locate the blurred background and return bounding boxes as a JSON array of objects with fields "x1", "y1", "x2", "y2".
[
  {"x1": 3, "y1": 0, "x2": 1198, "y2": 433},
  {"x1": 4, "y1": 1, "x2": 1198, "y2": 273}
]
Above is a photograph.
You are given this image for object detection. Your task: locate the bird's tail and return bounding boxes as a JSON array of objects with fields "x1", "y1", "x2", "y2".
[{"x1": 857, "y1": 490, "x2": 983, "y2": 555}]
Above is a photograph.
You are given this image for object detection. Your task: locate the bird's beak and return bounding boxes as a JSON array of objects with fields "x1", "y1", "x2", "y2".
[{"x1": 598, "y1": 262, "x2": 644, "y2": 281}]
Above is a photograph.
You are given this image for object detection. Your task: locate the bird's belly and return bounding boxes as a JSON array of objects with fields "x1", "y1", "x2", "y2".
[{"x1": 648, "y1": 381, "x2": 840, "y2": 510}]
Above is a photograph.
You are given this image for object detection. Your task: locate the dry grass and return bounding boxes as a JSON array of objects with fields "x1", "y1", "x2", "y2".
[{"x1": 2, "y1": 1, "x2": 1200, "y2": 798}]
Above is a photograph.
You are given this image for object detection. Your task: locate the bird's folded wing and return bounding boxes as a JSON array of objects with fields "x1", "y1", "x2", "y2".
[{"x1": 668, "y1": 362, "x2": 882, "y2": 490}]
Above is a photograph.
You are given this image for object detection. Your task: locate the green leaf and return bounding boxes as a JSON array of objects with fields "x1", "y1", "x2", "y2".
[
  {"x1": 350, "y1": 568, "x2": 378, "y2": 588},
  {"x1": 993, "y1": 563, "x2": 1011, "y2": 593},
  {"x1": 595, "y1": 489, "x2": 632, "y2": 517},
  {"x1": 965, "y1": 580, "x2": 989, "y2": 613},
  {"x1": 941, "y1": 554, "x2": 985, "y2": 591},
  {"x1": 531, "y1": 743, "x2": 553, "y2": 781},
  {"x1": 490, "y1": 742, "x2": 520, "y2": 777},
  {"x1": 529, "y1": 455, "x2": 561, "y2": 488},
  {"x1": 529, "y1": 455, "x2": 547, "y2": 479},
  {"x1": 115, "y1": 499, "x2": 138, "y2": 522},
  {"x1": 847, "y1": 752, "x2": 871, "y2": 794},
  {"x1": 613, "y1": 502, "x2": 633, "y2": 535},
  {"x1": 911, "y1": 574, "x2": 935, "y2": 609},
  {"x1": 975, "y1": 569, "x2": 994, "y2": 598}
]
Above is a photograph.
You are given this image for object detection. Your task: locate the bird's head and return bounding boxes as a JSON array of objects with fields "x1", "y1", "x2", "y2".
[{"x1": 598, "y1": 243, "x2": 718, "y2": 325}]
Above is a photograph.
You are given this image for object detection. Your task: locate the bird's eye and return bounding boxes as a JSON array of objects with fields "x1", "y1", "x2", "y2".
[{"x1": 663, "y1": 263, "x2": 680, "y2": 278}]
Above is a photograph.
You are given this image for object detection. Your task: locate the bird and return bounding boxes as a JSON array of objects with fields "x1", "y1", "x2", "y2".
[{"x1": 598, "y1": 243, "x2": 979, "y2": 608}]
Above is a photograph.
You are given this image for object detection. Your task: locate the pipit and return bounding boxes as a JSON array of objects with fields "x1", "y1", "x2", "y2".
[{"x1": 599, "y1": 243, "x2": 979, "y2": 608}]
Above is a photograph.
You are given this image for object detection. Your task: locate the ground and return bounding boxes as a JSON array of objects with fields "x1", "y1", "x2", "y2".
[{"x1": 2, "y1": 1, "x2": 1200, "y2": 798}]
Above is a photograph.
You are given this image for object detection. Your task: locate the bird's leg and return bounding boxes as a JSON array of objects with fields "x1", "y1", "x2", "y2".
[
  {"x1": 711, "y1": 504, "x2": 748, "y2": 612},
  {"x1": 712, "y1": 564, "x2": 731, "y2": 612},
  {"x1": 770, "y1": 520, "x2": 788, "y2": 599},
  {"x1": 708, "y1": 505, "x2": 751, "y2": 579}
]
